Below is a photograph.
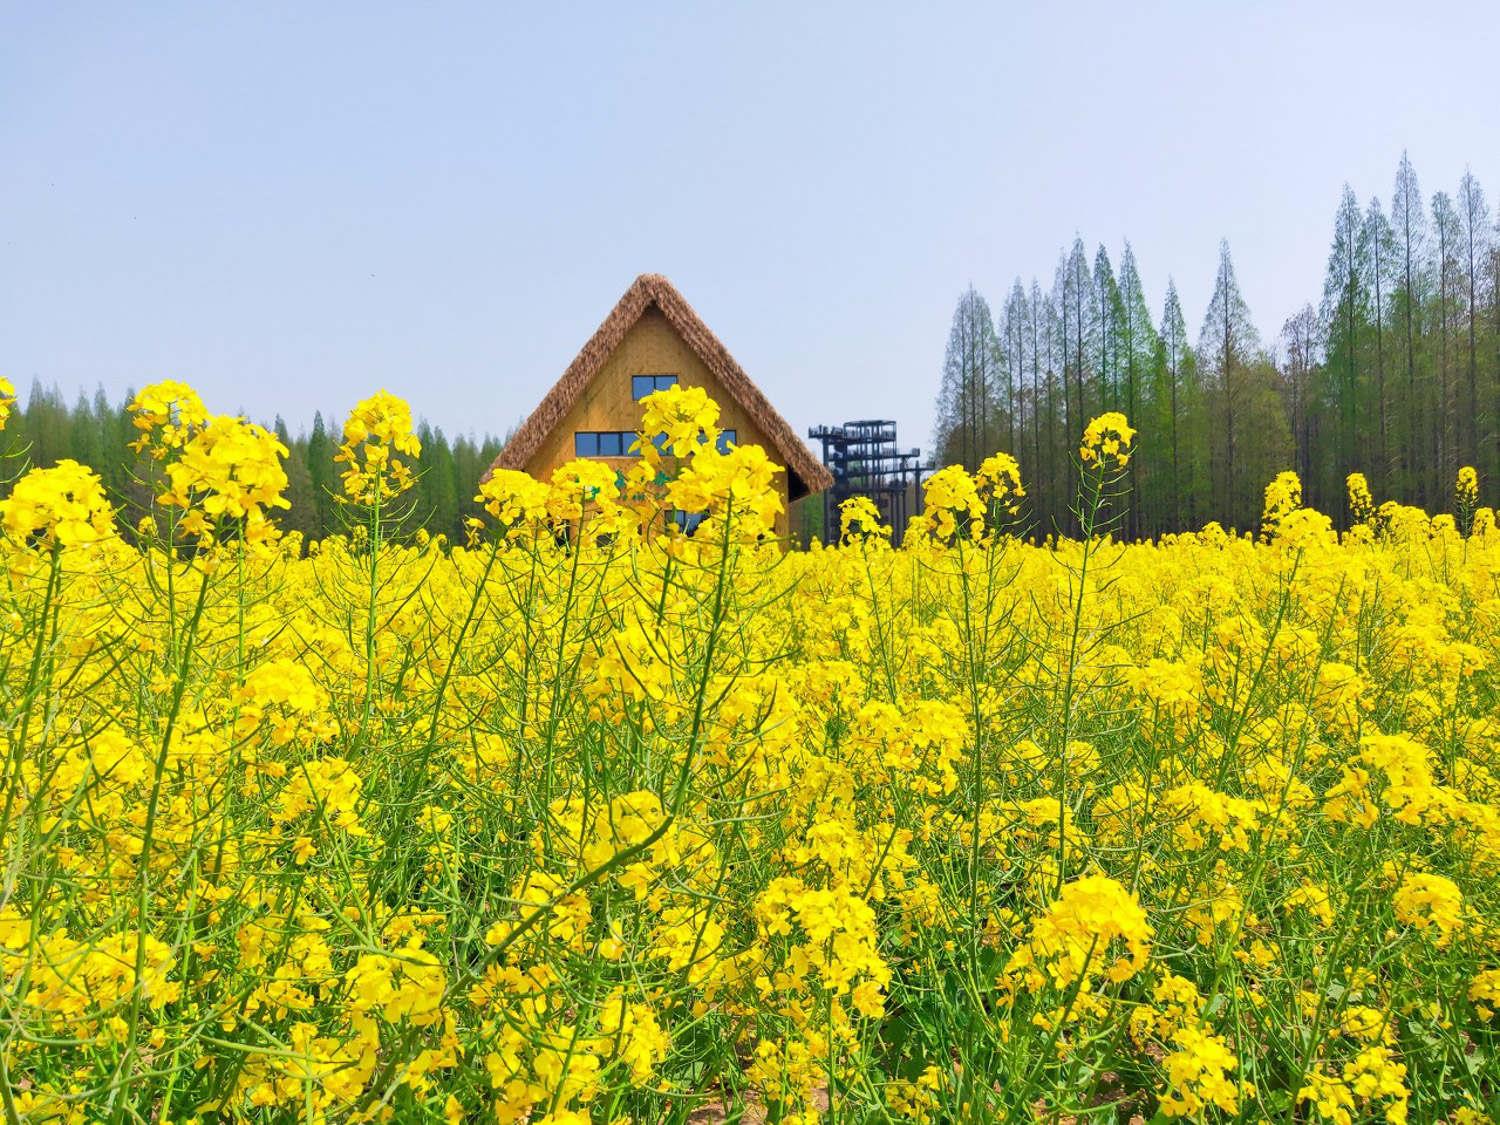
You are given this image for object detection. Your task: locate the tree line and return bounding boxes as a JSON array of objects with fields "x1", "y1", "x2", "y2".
[
  {"x1": 934, "y1": 153, "x2": 1498, "y2": 535},
  {"x1": 0, "y1": 382, "x2": 506, "y2": 544}
]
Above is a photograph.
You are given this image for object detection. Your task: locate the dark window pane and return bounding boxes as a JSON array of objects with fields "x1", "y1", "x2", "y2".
[
  {"x1": 633, "y1": 374, "x2": 678, "y2": 399},
  {"x1": 652, "y1": 432, "x2": 669, "y2": 451},
  {"x1": 575, "y1": 432, "x2": 598, "y2": 456},
  {"x1": 717, "y1": 429, "x2": 737, "y2": 453},
  {"x1": 599, "y1": 432, "x2": 624, "y2": 456}
]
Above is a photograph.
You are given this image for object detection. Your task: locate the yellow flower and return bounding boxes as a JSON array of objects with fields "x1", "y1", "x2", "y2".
[
  {"x1": 1008, "y1": 875, "x2": 1153, "y2": 988},
  {"x1": 159, "y1": 414, "x2": 290, "y2": 544},
  {"x1": 0, "y1": 460, "x2": 116, "y2": 548},
  {"x1": 336, "y1": 390, "x2": 422, "y2": 503},
  {"x1": 1159, "y1": 1022, "x2": 1246, "y2": 1117},
  {"x1": 1456, "y1": 465, "x2": 1479, "y2": 508},
  {"x1": 1347, "y1": 471, "x2": 1374, "y2": 525},
  {"x1": 976, "y1": 450, "x2": 1026, "y2": 517},
  {"x1": 665, "y1": 442, "x2": 784, "y2": 540},
  {"x1": 921, "y1": 464, "x2": 984, "y2": 542},
  {"x1": 0, "y1": 375, "x2": 15, "y2": 430},
  {"x1": 1469, "y1": 969, "x2": 1500, "y2": 1018},
  {"x1": 128, "y1": 380, "x2": 209, "y2": 456},
  {"x1": 638, "y1": 382, "x2": 720, "y2": 463},
  {"x1": 290, "y1": 836, "x2": 317, "y2": 865},
  {"x1": 1298, "y1": 1071, "x2": 1356, "y2": 1123},
  {"x1": 839, "y1": 495, "x2": 890, "y2": 545},
  {"x1": 1079, "y1": 411, "x2": 1135, "y2": 467},
  {"x1": 1261, "y1": 470, "x2": 1303, "y2": 539},
  {"x1": 1392, "y1": 872, "x2": 1462, "y2": 946},
  {"x1": 477, "y1": 468, "x2": 551, "y2": 531}
]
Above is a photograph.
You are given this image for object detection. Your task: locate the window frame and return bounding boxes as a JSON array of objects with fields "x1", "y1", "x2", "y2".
[
  {"x1": 632, "y1": 373, "x2": 679, "y2": 400},
  {"x1": 574, "y1": 430, "x2": 639, "y2": 458}
]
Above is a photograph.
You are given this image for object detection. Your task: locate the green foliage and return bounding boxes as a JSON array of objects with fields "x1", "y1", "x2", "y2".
[
  {"x1": 0, "y1": 384, "x2": 505, "y2": 547},
  {"x1": 934, "y1": 155, "x2": 1499, "y2": 538}
]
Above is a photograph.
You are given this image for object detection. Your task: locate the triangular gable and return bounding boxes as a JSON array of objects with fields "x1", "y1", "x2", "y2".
[{"x1": 491, "y1": 274, "x2": 832, "y2": 497}]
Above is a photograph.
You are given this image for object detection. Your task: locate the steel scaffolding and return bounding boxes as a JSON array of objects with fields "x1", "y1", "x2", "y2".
[{"x1": 807, "y1": 420, "x2": 928, "y2": 545}]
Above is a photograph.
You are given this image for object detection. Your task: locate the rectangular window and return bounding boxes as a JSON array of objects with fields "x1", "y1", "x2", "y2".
[
  {"x1": 575, "y1": 431, "x2": 639, "y2": 457},
  {"x1": 632, "y1": 374, "x2": 679, "y2": 400},
  {"x1": 716, "y1": 429, "x2": 737, "y2": 454}
]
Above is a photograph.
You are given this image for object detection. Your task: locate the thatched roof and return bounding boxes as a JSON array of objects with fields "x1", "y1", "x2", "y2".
[{"x1": 489, "y1": 274, "x2": 833, "y2": 499}]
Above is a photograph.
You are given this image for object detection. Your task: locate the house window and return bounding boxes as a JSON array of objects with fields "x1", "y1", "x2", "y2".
[
  {"x1": 574, "y1": 427, "x2": 719, "y2": 459},
  {"x1": 574, "y1": 431, "x2": 637, "y2": 457},
  {"x1": 632, "y1": 374, "x2": 679, "y2": 400}
]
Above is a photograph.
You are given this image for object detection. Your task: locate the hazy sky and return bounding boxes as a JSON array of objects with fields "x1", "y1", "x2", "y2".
[{"x1": 4, "y1": 1, "x2": 1496, "y2": 456}]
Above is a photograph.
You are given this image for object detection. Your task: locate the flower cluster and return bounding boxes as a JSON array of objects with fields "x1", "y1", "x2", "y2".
[
  {"x1": 1079, "y1": 410, "x2": 1135, "y2": 467},
  {"x1": 2, "y1": 384, "x2": 1497, "y2": 1122},
  {"x1": 128, "y1": 379, "x2": 209, "y2": 455},
  {"x1": 1261, "y1": 469, "x2": 1304, "y2": 539},
  {"x1": 1456, "y1": 465, "x2": 1479, "y2": 509},
  {"x1": 336, "y1": 390, "x2": 423, "y2": 503},
  {"x1": 128, "y1": 382, "x2": 291, "y2": 547},
  {"x1": 0, "y1": 374, "x2": 15, "y2": 430},
  {"x1": 159, "y1": 415, "x2": 291, "y2": 545},
  {"x1": 475, "y1": 467, "x2": 550, "y2": 532},
  {"x1": 976, "y1": 450, "x2": 1026, "y2": 517},
  {"x1": 1007, "y1": 875, "x2": 1153, "y2": 989},
  {"x1": 637, "y1": 382, "x2": 721, "y2": 464},
  {"x1": 839, "y1": 495, "x2": 890, "y2": 546},
  {"x1": 1347, "y1": 471, "x2": 1374, "y2": 526},
  {"x1": 0, "y1": 459, "x2": 115, "y2": 548}
]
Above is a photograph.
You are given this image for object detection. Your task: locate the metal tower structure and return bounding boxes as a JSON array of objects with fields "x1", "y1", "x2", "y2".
[{"x1": 807, "y1": 420, "x2": 927, "y2": 545}]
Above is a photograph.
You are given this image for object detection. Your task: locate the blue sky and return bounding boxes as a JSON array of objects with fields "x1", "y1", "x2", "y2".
[{"x1": 3, "y1": 1, "x2": 1495, "y2": 454}]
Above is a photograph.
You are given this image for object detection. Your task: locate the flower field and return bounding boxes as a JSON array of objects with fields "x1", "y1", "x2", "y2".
[{"x1": 2, "y1": 378, "x2": 1500, "y2": 1124}]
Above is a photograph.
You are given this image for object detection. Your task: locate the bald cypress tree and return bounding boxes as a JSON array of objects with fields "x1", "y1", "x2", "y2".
[
  {"x1": 1115, "y1": 244, "x2": 1157, "y2": 536},
  {"x1": 1156, "y1": 281, "x2": 1191, "y2": 530},
  {"x1": 305, "y1": 411, "x2": 337, "y2": 538},
  {"x1": 1456, "y1": 170, "x2": 1490, "y2": 468},
  {"x1": 1037, "y1": 281, "x2": 1064, "y2": 533},
  {"x1": 1092, "y1": 246, "x2": 1122, "y2": 413},
  {"x1": 1279, "y1": 305, "x2": 1321, "y2": 507},
  {"x1": 1063, "y1": 239, "x2": 1094, "y2": 437},
  {"x1": 1391, "y1": 153, "x2": 1427, "y2": 502},
  {"x1": 1199, "y1": 241, "x2": 1261, "y2": 524},
  {"x1": 934, "y1": 286, "x2": 1002, "y2": 470},
  {"x1": 1362, "y1": 198, "x2": 1396, "y2": 490},
  {"x1": 1432, "y1": 191, "x2": 1462, "y2": 489},
  {"x1": 1321, "y1": 185, "x2": 1367, "y2": 492}
]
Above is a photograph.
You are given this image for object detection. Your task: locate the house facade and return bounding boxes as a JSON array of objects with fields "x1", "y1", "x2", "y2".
[{"x1": 489, "y1": 274, "x2": 831, "y2": 537}]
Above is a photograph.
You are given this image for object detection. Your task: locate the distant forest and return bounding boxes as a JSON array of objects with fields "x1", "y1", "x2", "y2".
[
  {"x1": 0, "y1": 384, "x2": 506, "y2": 544},
  {"x1": 934, "y1": 154, "x2": 1500, "y2": 535}
]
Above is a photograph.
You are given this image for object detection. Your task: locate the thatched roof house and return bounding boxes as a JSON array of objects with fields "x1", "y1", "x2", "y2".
[{"x1": 489, "y1": 274, "x2": 832, "y2": 534}]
